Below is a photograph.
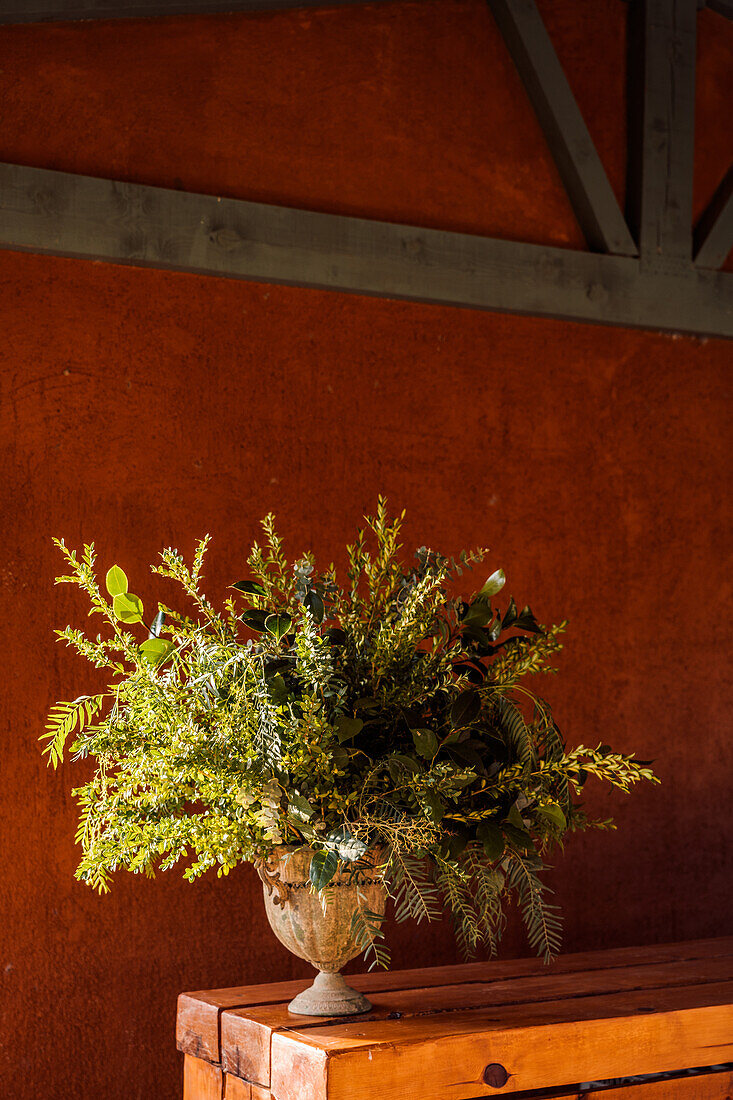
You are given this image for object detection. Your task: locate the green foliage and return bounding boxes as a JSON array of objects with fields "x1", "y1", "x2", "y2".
[{"x1": 45, "y1": 500, "x2": 658, "y2": 966}]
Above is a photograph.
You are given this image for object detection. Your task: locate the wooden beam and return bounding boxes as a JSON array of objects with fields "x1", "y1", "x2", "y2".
[
  {"x1": 0, "y1": 163, "x2": 730, "y2": 337},
  {"x1": 695, "y1": 168, "x2": 733, "y2": 269},
  {"x1": 626, "y1": 0, "x2": 698, "y2": 270},
  {"x1": 488, "y1": 0, "x2": 637, "y2": 257},
  {"x1": 0, "y1": 0, "x2": 399, "y2": 23}
]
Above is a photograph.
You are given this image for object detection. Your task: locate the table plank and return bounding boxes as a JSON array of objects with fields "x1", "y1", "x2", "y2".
[
  {"x1": 270, "y1": 982, "x2": 733, "y2": 1100},
  {"x1": 221, "y1": 955, "x2": 733, "y2": 1084},
  {"x1": 596, "y1": 1073, "x2": 733, "y2": 1100},
  {"x1": 178, "y1": 936, "x2": 733, "y2": 1063}
]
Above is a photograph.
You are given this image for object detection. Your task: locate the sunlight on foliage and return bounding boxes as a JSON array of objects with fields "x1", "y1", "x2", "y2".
[{"x1": 45, "y1": 500, "x2": 658, "y2": 965}]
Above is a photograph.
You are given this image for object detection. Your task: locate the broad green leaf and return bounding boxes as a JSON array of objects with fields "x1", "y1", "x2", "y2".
[
  {"x1": 502, "y1": 823, "x2": 535, "y2": 851},
  {"x1": 421, "y1": 791, "x2": 445, "y2": 824},
  {"x1": 331, "y1": 745, "x2": 349, "y2": 769},
  {"x1": 450, "y1": 689, "x2": 481, "y2": 728},
  {"x1": 446, "y1": 834, "x2": 468, "y2": 860},
  {"x1": 502, "y1": 596, "x2": 518, "y2": 629},
  {"x1": 479, "y1": 568, "x2": 506, "y2": 598},
  {"x1": 139, "y1": 637, "x2": 172, "y2": 665},
  {"x1": 241, "y1": 608, "x2": 269, "y2": 632},
  {"x1": 387, "y1": 753, "x2": 420, "y2": 781},
  {"x1": 309, "y1": 849, "x2": 339, "y2": 891},
  {"x1": 504, "y1": 803, "x2": 526, "y2": 830},
  {"x1": 288, "y1": 794, "x2": 315, "y2": 822},
  {"x1": 486, "y1": 616, "x2": 502, "y2": 643},
  {"x1": 334, "y1": 715, "x2": 364, "y2": 743},
  {"x1": 513, "y1": 605, "x2": 543, "y2": 634},
  {"x1": 325, "y1": 826, "x2": 368, "y2": 862},
  {"x1": 462, "y1": 601, "x2": 492, "y2": 628},
  {"x1": 353, "y1": 696, "x2": 379, "y2": 712},
  {"x1": 537, "y1": 803, "x2": 567, "y2": 830},
  {"x1": 305, "y1": 590, "x2": 325, "y2": 624},
  {"x1": 477, "y1": 821, "x2": 505, "y2": 861},
  {"x1": 231, "y1": 579, "x2": 267, "y2": 597},
  {"x1": 105, "y1": 565, "x2": 128, "y2": 597},
  {"x1": 267, "y1": 673, "x2": 288, "y2": 706},
  {"x1": 411, "y1": 727, "x2": 438, "y2": 759},
  {"x1": 265, "y1": 613, "x2": 292, "y2": 642},
  {"x1": 113, "y1": 592, "x2": 144, "y2": 624}
]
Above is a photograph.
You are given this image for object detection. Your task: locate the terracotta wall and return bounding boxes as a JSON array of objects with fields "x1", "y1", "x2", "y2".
[{"x1": 0, "y1": 2, "x2": 731, "y2": 1097}]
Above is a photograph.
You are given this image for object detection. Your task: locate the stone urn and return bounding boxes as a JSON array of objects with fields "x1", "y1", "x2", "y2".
[{"x1": 256, "y1": 845, "x2": 387, "y2": 1016}]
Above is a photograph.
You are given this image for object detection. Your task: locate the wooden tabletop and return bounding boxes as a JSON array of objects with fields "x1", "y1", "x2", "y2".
[{"x1": 177, "y1": 937, "x2": 733, "y2": 1100}]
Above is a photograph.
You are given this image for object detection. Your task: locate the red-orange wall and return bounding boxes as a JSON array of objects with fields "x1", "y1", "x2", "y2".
[{"x1": 0, "y1": 3, "x2": 731, "y2": 1098}]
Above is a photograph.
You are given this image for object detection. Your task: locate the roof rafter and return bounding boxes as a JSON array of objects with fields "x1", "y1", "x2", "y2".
[
  {"x1": 488, "y1": 0, "x2": 637, "y2": 257},
  {"x1": 695, "y1": 168, "x2": 733, "y2": 269}
]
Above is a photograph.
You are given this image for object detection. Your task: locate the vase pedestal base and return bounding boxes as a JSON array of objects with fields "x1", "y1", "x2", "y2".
[{"x1": 288, "y1": 970, "x2": 371, "y2": 1017}]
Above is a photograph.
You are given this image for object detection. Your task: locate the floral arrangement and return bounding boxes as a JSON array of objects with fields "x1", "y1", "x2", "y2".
[{"x1": 45, "y1": 500, "x2": 657, "y2": 965}]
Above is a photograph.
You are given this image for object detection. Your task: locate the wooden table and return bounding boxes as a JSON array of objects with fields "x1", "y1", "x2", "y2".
[{"x1": 177, "y1": 936, "x2": 733, "y2": 1100}]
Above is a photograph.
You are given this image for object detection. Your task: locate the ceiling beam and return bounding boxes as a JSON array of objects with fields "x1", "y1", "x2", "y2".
[
  {"x1": 695, "y1": 167, "x2": 733, "y2": 269},
  {"x1": 0, "y1": 0, "x2": 399, "y2": 24},
  {"x1": 488, "y1": 0, "x2": 637, "y2": 257},
  {"x1": 0, "y1": 163, "x2": 730, "y2": 337},
  {"x1": 707, "y1": 0, "x2": 733, "y2": 16},
  {"x1": 626, "y1": 0, "x2": 698, "y2": 270}
]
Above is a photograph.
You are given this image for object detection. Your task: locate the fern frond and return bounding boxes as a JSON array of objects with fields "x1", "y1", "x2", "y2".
[
  {"x1": 494, "y1": 695, "x2": 537, "y2": 772},
  {"x1": 350, "y1": 891, "x2": 390, "y2": 970},
  {"x1": 504, "y1": 850, "x2": 562, "y2": 962},
  {"x1": 434, "y1": 859, "x2": 483, "y2": 959},
  {"x1": 41, "y1": 695, "x2": 106, "y2": 768}
]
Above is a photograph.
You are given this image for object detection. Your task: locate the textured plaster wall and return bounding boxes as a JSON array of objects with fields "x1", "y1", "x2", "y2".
[{"x1": 0, "y1": 2, "x2": 731, "y2": 1097}]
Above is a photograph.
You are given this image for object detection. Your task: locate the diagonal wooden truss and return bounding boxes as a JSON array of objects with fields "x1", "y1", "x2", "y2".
[{"x1": 0, "y1": 0, "x2": 731, "y2": 337}]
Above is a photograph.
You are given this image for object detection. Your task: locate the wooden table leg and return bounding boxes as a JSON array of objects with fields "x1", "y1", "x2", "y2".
[{"x1": 183, "y1": 1054, "x2": 223, "y2": 1100}]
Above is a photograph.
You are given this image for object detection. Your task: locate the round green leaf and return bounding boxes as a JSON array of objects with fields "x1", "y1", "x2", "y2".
[
  {"x1": 113, "y1": 591, "x2": 144, "y2": 624},
  {"x1": 139, "y1": 637, "x2": 172, "y2": 665},
  {"x1": 334, "y1": 715, "x2": 364, "y2": 743},
  {"x1": 538, "y1": 803, "x2": 567, "y2": 830},
  {"x1": 105, "y1": 565, "x2": 128, "y2": 597}
]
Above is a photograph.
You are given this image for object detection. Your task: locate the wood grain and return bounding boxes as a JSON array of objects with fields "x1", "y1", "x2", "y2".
[
  {"x1": 626, "y1": 0, "x2": 697, "y2": 268},
  {"x1": 532, "y1": 1074, "x2": 733, "y2": 1100},
  {"x1": 270, "y1": 982, "x2": 733, "y2": 1100},
  {"x1": 220, "y1": 955, "x2": 733, "y2": 1083},
  {"x1": 1, "y1": 163, "x2": 731, "y2": 338},
  {"x1": 488, "y1": 0, "x2": 637, "y2": 256},
  {"x1": 183, "y1": 1054, "x2": 223, "y2": 1100},
  {"x1": 223, "y1": 1074, "x2": 251, "y2": 1100},
  {"x1": 0, "y1": 0, "x2": 400, "y2": 22},
  {"x1": 590, "y1": 1072, "x2": 733, "y2": 1100},
  {"x1": 181, "y1": 936, "x2": 733, "y2": 1064}
]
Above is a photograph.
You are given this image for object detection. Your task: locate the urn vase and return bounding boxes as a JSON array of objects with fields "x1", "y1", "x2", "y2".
[{"x1": 256, "y1": 845, "x2": 387, "y2": 1016}]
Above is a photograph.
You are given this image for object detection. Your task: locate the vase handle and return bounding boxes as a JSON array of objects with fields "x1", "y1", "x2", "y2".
[{"x1": 255, "y1": 856, "x2": 292, "y2": 908}]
